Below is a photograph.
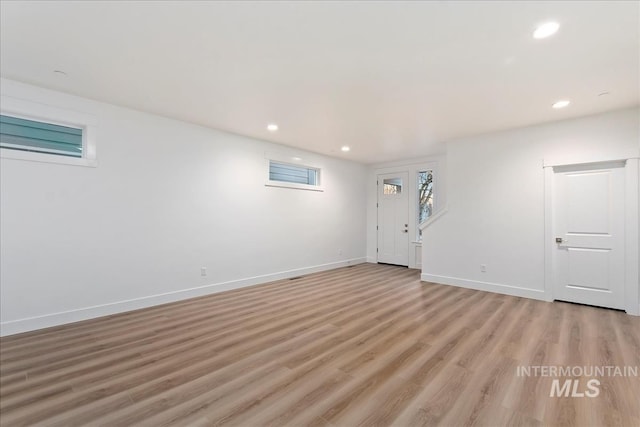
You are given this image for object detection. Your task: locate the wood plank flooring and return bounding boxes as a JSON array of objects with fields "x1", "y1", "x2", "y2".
[{"x1": 1, "y1": 263, "x2": 639, "y2": 426}]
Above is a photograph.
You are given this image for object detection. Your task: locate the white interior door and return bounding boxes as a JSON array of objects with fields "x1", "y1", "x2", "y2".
[
  {"x1": 552, "y1": 162, "x2": 625, "y2": 309},
  {"x1": 377, "y1": 172, "x2": 409, "y2": 266}
]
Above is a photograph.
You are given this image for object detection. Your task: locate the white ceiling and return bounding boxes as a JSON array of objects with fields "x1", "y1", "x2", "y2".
[{"x1": 1, "y1": 1, "x2": 638, "y2": 164}]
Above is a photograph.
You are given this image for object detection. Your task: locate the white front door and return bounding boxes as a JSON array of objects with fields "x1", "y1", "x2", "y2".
[
  {"x1": 551, "y1": 161, "x2": 625, "y2": 309},
  {"x1": 377, "y1": 172, "x2": 409, "y2": 266}
]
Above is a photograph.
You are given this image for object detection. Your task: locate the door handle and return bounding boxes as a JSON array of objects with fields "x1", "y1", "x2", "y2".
[
  {"x1": 555, "y1": 237, "x2": 568, "y2": 244},
  {"x1": 402, "y1": 229, "x2": 408, "y2": 233}
]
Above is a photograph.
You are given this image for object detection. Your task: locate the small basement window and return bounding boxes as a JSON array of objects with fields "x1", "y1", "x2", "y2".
[
  {"x1": 266, "y1": 160, "x2": 322, "y2": 191},
  {"x1": 0, "y1": 114, "x2": 83, "y2": 158},
  {"x1": 0, "y1": 94, "x2": 97, "y2": 167}
]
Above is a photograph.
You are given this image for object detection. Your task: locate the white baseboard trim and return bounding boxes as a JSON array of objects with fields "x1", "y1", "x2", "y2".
[
  {"x1": 420, "y1": 273, "x2": 547, "y2": 301},
  {"x1": 1, "y1": 258, "x2": 366, "y2": 337}
]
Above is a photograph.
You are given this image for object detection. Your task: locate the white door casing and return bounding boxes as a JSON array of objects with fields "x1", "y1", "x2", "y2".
[
  {"x1": 377, "y1": 172, "x2": 409, "y2": 266},
  {"x1": 551, "y1": 161, "x2": 625, "y2": 310}
]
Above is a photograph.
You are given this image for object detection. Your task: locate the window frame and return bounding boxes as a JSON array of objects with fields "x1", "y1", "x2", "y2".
[
  {"x1": 0, "y1": 95, "x2": 97, "y2": 167},
  {"x1": 416, "y1": 169, "x2": 434, "y2": 240},
  {"x1": 264, "y1": 153, "x2": 323, "y2": 192}
]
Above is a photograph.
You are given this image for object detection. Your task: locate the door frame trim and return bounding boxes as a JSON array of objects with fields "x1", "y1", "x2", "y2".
[
  {"x1": 544, "y1": 158, "x2": 639, "y2": 315},
  {"x1": 376, "y1": 171, "x2": 410, "y2": 266}
]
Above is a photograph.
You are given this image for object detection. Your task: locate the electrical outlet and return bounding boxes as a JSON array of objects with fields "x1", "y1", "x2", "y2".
[
  {"x1": 480, "y1": 264, "x2": 486, "y2": 273},
  {"x1": 201, "y1": 267, "x2": 207, "y2": 277}
]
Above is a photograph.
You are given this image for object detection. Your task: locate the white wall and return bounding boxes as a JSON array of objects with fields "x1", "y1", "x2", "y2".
[
  {"x1": 421, "y1": 108, "x2": 639, "y2": 303},
  {"x1": 0, "y1": 79, "x2": 368, "y2": 335}
]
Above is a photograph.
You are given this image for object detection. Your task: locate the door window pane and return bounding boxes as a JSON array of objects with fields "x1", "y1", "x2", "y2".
[{"x1": 383, "y1": 177, "x2": 402, "y2": 195}]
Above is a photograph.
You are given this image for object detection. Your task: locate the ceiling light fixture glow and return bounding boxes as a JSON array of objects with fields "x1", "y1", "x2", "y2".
[
  {"x1": 533, "y1": 22, "x2": 559, "y2": 39},
  {"x1": 267, "y1": 123, "x2": 278, "y2": 132},
  {"x1": 341, "y1": 146, "x2": 350, "y2": 152},
  {"x1": 552, "y1": 100, "x2": 570, "y2": 109}
]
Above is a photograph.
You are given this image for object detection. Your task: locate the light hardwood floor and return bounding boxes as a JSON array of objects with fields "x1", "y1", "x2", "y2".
[{"x1": 1, "y1": 263, "x2": 639, "y2": 426}]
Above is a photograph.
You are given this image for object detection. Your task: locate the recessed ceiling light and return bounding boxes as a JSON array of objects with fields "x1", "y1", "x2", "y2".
[
  {"x1": 533, "y1": 22, "x2": 560, "y2": 39},
  {"x1": 267, "y1": 123, "x2": 278, "y2": 132},
  {"x1": 292, "y1": 156, "x2": 302, "y2": 161},
  {"x1": 341, "y1": 146, "x2": 350, "y2": 152},
  {"x1": 552, "y1": 100, "x2": 570, "y2": 109}
]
